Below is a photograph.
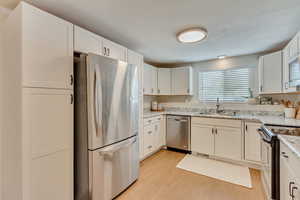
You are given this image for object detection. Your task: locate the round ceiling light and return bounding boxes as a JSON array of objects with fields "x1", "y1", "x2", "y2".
[{"x1": 177, "y1": 27, "x2": 208, "y2": 44}]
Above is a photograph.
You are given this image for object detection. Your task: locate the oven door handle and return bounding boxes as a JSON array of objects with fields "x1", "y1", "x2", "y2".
[{"x1": 257, "y1": 128, "x2": 271, "y2": 144}]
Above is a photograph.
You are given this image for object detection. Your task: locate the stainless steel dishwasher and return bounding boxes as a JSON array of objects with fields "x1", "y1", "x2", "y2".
[{"x1": 166, "y1": 115, "x2": 191, "y2": 151}]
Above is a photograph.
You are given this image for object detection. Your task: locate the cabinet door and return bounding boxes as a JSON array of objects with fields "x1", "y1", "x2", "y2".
[
  {"x1": 143, "y1": 64, "x2": 153, "y2": 95},
  {"x1": 31, "y1": 150, "x2": 73, "y2": 200},
  {"x1": 102, "y1": 38, "x2": 127, "y2": 62},
  {"x1": 23, "y1": 88, "x2": 73, "y2": 159},
  {"x1": 259, "y1": 51, "x2": 282, "y2": 94},
  {"x1": 215, "y1": 127, "x2": 242, "y2": 160},
  {"x1": 74, "y1": 26, "x2": 102, "y2": 55},
  {"x1": 151, "y1": 67, "x2": 158, "y2": 95},
  {"x1": 22, "y1": 3, "x2": 73, "y2": 89},
  {"x1": 172, "y1": 66, "x2": 193, "y2": 95},
  {"x1": 245, "y1": 122, "x2": 262, "y2": 162},
  {"x1": 143, "y1": 125, "x2": 155, "y2": 157},
  {"x1": 287, "y1": 37, "x2": 298, "y2": 60},
  {"x1": 191, "y1": 124, "x2": 214, "y2": 155},
  {"x1": 157, "y1": 68, "x2": 171, "y2": 95}
]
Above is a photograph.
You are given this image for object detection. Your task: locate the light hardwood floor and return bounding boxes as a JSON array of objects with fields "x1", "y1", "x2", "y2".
[{"x1": 116, "y1": 150, "x2": 266, "y2": 200}]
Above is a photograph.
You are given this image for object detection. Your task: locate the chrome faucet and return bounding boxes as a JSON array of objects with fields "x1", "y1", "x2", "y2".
[{"x1": 216, "y1": 98, "x2": 221, "y2": 113}]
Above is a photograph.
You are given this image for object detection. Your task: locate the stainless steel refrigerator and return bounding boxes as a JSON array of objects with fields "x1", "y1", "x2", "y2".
[{"x1": 74, "y1": 53, "x2": 139, "y2": 200}]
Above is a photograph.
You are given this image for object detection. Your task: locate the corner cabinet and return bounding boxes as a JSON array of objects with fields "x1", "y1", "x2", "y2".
[
  {"x1": 172, "y1": 66, "x2": 193, "y2": 95},
  {"x1": 258, "y1": 51, "x2": 283, "y2": 94},
  {"x1": 2, "y1": 2, "x2": 73, "y2": 200},
  {"x1": 143, "y1": 65, "x2": 193, "y2": 96}
]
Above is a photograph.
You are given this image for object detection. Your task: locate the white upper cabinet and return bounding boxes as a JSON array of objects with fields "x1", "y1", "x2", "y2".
[
  {"x1": 143, "y1": 63, "x2": 157, "y2": 95},
  {"x1": 244, "y1": 122, "x2": 262, "y2": 163},
  {"x1": 157, "y1": 68, "x2": 171, "y2": 95},
  {"x1": 74, "y1": 26, "x2": 102, "y2": 55},
  {"x1": 258, "y1": 51, "x2": 282, "y2": 94},
  {"x1": 10, "y1": 2, "x2": 74, "y2": 89},
  {"x1": 102, "y1": 38, "x2": 127, "y2": 62},
  {"x1": 283, "y1": 32, "x2": 300, "y2": 93},
  {"x1": 172, "y1": 66, "x2": 193, "y2": 95}
]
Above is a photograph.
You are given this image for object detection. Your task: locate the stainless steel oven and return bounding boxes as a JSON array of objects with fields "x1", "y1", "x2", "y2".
[{"x1": 258, "y1": 126, "x2": 280, "y2": 200}]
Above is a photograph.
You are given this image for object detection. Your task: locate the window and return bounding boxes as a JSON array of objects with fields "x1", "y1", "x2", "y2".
[{"x1": 198, "y1": 68, "x2": 250, "y2": 102}]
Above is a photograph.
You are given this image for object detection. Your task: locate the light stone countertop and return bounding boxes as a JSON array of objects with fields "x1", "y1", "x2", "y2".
[
  {"x1": 143, "y1": 111, "x2": 300, "y2": 127},
  {"x1": 278, "y1": 135, "x2": 300, "y2": 159}
]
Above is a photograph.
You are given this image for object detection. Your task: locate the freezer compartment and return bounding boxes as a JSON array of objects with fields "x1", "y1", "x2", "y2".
[
  {"x1": 166, "y1": 115, "x2": 191, "y2": 151},
  {"x1": 89, "y1": 136, "x2": 139, "y2": 200}
]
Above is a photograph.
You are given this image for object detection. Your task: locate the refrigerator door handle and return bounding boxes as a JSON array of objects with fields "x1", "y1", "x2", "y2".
[
  {"x1": 94, "y1": 66, "x2": 102, "y2": 137},
  {"x1": 99, "y1": 137, "x2": 137, "y2": 155}
]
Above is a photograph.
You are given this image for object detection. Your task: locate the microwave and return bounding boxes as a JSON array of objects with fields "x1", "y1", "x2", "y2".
[{"x1": 288, "y1": 56, "x2": 300, "y2": 89}]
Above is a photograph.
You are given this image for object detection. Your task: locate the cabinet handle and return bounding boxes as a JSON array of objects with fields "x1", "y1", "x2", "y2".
[
  {"x1": 215, "y1": 129, "x2": 218, "y2": 134},
  {"x1": 158, "y1": 89, "x2": 160, "y2": 94},
  {"x1": 290, "y1": 182, "x2": 295, "y2": 196},
  {"x1": 260, "y1": 85, "x2": 263, "y2": 92},
  {"x1": 148, "y1": 120, "x2": 152, "y2": 123},
  {"x1": 104, "y1": 47, "x2": 107, "y2": 56},
  {"x1": 148, "y1": 131, "x2": 152, "y2": 134},
  {"x1": 187, "y1": 88, "x2": 190, "y2": 93},
  {"x1": 283, "y1": 155, "x2": 289, "y2": 158},
  {"x1": 292, "y1": 186, "x2": 298, "y2": 200},
  {"x1": 151, "y1": 88, "x2": 154, "y2": 93},
  {"x1": 70, "y1": 75, "x2": 74, "y2": 86},
  {"x1": 148, "y1": 145, "x2": 152, "y2": 149},
  {"x1": 212, "y1": 128, "x2": 214, "y2": 135},
  {"x1": 70, "y1": 94, "x2": 74, "y2": 104},
  {"x1": 107, "y1": 48, "x2": 110, "y2": 56},
  {"x1": 245, "y1": 125, "x2": 248, "y2": 132}
]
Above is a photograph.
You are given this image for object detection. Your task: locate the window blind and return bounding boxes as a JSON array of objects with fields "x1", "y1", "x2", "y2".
[{"x1": 199, "y1": 68, "x2": 250, "y2": 102}]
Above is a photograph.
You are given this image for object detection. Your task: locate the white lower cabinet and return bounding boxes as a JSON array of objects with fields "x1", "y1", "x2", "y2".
[
  {"x1": 31, "y1": 150, "x2": 73, "y2": 200},
  {"x1": 245, "y1": 122, "x2": 262, "y2": 163},
  {"x1": 191, "y1": 117, "x2": 242, "y2": 161},
  {"x1": 280, "y1": 141, "x2": 300, "y2": 200},
  {"x1": 214, "y1": 127, "x2": 242, "y2": 160},
  {"x1": 191, "y1": 124, "x2": 214, "y2": 155},
  {"x1": 142, "y1": 115, "x2": 166, "y2": 160}
]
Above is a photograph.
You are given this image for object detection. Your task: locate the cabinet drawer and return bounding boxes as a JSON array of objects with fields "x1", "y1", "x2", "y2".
[
  {"x1": 144, "y1": 115, "x2": 162, "y2": 126},
  {"x1": 191, "y1": 117, "x2": 241, "y2": 128}
]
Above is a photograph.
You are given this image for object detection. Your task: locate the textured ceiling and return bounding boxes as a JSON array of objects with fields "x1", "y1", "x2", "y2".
[{"x1": 1, "y1": 0, "x2": 300, "y2": 65}]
